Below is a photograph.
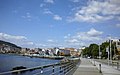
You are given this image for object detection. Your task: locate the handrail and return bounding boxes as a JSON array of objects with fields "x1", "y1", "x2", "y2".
[{"x1": 0, "y1": 58, "x2": 80, "y2": 75}]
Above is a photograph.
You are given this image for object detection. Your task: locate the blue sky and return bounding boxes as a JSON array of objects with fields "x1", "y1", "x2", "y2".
[{"x1": 0, "y1": 0, "x2": 120, "y2": 48}]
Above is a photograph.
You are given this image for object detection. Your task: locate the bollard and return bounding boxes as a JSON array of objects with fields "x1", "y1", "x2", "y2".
[
  {"x1": 40, "y1": 67, "x2": 43, "y2": 74},
  {"x1": 117, "y1": 62, "x2": 119, "y2": 70},
  {"x1": 112, "y1": 61, "x2": 113, "y2": 67},
  {"x1": 93, "y1": 60, "x2": 96, "y2": 66},
  {"x1": 52, "y1": 65, "x2": 54, "y2": 75},
  {"x1": 99, "y1": 64, "x2": 102, "y2": 73},
  {"x1": 17, "y1": 71, "x2": 21, "y2": 75},
  {"x1": 59, "y1": 63, "x2": 62, "y2": 73},
  {"x1": 64, "y1": 64, "x2": 66, "y2": 74}
]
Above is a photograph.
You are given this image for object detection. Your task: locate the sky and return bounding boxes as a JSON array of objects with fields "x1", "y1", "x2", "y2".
[{"x1": 0, "y1": 0, "x2": 120, "y2": 48}]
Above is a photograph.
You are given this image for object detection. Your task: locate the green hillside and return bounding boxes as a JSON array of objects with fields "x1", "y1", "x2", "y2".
[{"x1": 0, "y1": 40, "x2": 21, "y2": 49}]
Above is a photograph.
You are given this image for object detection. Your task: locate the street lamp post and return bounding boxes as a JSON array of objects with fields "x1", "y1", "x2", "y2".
[
  {"x1": 107, "y1": 35, "x2": 112, "y2": 64},
  {"x1": 99, "y1": 44, "x2": 101, "y2": 59},
  {"x1": 109, "y1": 39, "x2": 112, "y2": 63},
  {"x1": 106, "y1": 47, "x2": 109, "y2": 65}
]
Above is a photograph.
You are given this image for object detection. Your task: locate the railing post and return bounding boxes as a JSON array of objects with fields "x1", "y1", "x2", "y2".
[
  {"x1": 52, "y1": 65, "x2": 54, "y2": 75},
  {"x1": 64, "y1": 64, "x2": 66, "y2": 74},
  {"x1": 117, "y1": 62, "x2": 119, "y2": 70},
  {"x1": 93, "y1": 60, "x2": 96, "y2": 66},
  {"x1": 59, "y1": 63, "x2": 62, "y2": 74},
  {"x1": 18, "y1": 71, "x2": 21, "y2": 75},
  {"x1": 67, "y1": 63, "x2": 70, "y2": 72},
  {"x1": 99, "y1": 64, "x2": 102, "y2": 73},
  {"x1": 0, "y1": 59, "x2": 80, "y2": 75},
  {"x1": 40, "y1": 67, "x2": 43, "y2": 74},
  {"x1": 66, "y1": 63, "x2": 69, "y2": 73},
  {"x1": 112, "y1": 61, "x2": 113, "y2": 67}
]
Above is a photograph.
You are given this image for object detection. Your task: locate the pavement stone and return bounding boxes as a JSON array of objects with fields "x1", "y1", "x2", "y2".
[
  {"x1": 90, "y1": 59, "x2": 120, "y2": 75},
  {"x1": 73, "y1": 58, "x2": 102, "y2": 75}
]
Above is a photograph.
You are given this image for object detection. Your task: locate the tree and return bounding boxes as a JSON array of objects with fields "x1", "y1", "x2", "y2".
[
  {"x1": 100, "y1": 42, "x2": 109, "y2": 59},
  {"x1": 89, "y1": 44, "x2": 99, "y2": 58},
  {"x1": 82, "y1": 43, "x2": 99, "y2": 58},
  {"x1": 82, "y1": 47, "x2": 89, "y2": 57},
  {"x1": 82, "y1": 41, "x2": 118, "y2": 59},
  {"x1": 100, "y1": 41, "x2": 117, "y2": 59}
]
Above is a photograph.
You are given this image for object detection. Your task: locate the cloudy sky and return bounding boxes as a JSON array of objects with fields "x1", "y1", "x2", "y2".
[{"x1": 0, "y1": 0, "x2": 120, "y2": 48}]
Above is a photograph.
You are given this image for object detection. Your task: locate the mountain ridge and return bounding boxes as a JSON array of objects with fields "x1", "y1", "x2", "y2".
[{"x1": 0, "y1": 40, "x2": 21, "y2": 49}]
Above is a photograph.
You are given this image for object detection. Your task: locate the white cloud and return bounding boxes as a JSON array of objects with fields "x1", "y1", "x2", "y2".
[
  {"x1": 0, "y1": 33, "x2": 35, "y2": 48},
  {"x1": 47, "y1": 39, "x2": 58, "y2": 43},
  {"x1": 53, "y1": 15, "x2": 62, "y2": 20},
  {"x1": 64, "y1": 36, "x2": 68, "y2": 39},
  {"x1": 44, "y1": 0, "x2": 54, "y2": 4},
  {"x1": 21, "y1": 12, "x2": 32, "y2": 21},
  {"x1": 64, "y1": 34, "x2": 71, "y2": 39},
  {"x1": 66, "y1": 39, "x2": 78, "y2": 43},
  {"x1": 109, "y1": 0, "x2": 120, "y2": 5},
  {"x1": 43, "y1": 9, "x2": 62, "y2": 21},
  {"x1": 40, "y1": 3, "x2": 46, "y2": 7},
  {"x1": 47, "y1": 39, "x2": 54, "y2": 42},
  {"x1": 0, "y1": 33, "x2": 27, "y2": 40},
  {"x1": 69, "y1": 0, "x2": 120, "y2": 22},
  {"x1": 72, "y1": 28, "x2": 103, "y2": 41},
  {"x1": 36, "y1": 44, "x2": 47, "y2": 48},
  {"x1": 65, "y1": 28, "x2": 103, "y2": 47},
  {"x1": 43, "y1": 9, "x2": 53, "y2": 15},
  {"x1": 87, "y1": 28, "x2": 103, "y2": 37},
  {"x1": 0, "y1": 33, "x2": 67, "y2": 48},
  {"x1": 70, "y1": 0, "x2": 79, "y2": 3},
  {"x1": 116, "y1": 24, "x2": 120, "y2": 27},
  {"x1": 26, "y1": 42, "x2": 34, "y2": 45},
  {"x1": 117, "y1": 17, "x2": 120, "y2": 21},
  {"x1": 74, "y1": 32, "x2": 102, "y2": 41}
]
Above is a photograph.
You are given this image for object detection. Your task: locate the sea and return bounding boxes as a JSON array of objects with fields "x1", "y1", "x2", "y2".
[{"x1": 0, "y1": 54, "x2": 60, "y2": 75}]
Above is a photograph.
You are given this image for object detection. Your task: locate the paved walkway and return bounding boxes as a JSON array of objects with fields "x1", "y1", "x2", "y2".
[
  {"x1": 73, "y1": 58, "x2": 102, "y2": 75},
  {"x1": 90, "y1": 59, "x2": 120, "y2": 75}
]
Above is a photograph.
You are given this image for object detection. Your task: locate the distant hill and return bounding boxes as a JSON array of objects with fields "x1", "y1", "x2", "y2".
[{"x1": 0, "y1": 40, "x2": 21, "y2": 49}]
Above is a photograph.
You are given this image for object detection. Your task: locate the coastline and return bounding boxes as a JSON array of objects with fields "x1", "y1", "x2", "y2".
[{"x1": 0, "y1": 53, "x2": 64, "y2": 60}]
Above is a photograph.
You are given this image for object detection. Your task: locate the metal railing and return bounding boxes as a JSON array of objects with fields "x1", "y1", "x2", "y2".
[
  {"x1": 112, "y1": 61, "x2": 119, "y2": 70},
  {"x1": 0, "y1": 58, "x2": 80, "y2": 75}
]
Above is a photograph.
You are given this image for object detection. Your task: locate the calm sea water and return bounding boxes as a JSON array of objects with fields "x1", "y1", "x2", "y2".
[{"x1": 0, "y1": 54, "x2": 60, "y2": 74}]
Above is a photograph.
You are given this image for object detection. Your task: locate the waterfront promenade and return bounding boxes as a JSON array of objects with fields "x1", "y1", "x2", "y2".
[
  {"x1": 91, "y1": 59, "x2": 120, "y2": 75},
  {"x1": 73, "y1": 58, "x2": 102, "y2": 75},
  {"x1": 73, "y1": 58, "x2": 120, "y2": 75}
]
